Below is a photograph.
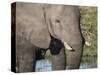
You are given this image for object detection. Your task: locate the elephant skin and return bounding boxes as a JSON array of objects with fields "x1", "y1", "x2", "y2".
[{"x1": 11, "y1": 2, "x2": 85, "y2": 72}]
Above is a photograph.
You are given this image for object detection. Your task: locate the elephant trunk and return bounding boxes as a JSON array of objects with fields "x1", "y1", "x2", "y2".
[{"x1": 62, "y1": 36, "x2": 85, "y2": 69}]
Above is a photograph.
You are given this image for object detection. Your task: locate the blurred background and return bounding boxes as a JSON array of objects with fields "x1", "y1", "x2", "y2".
[{"x1": 80, "y1": 6, "x2": 97, "y2": 68}]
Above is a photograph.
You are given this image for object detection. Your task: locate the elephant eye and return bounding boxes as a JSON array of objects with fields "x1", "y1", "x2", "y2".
[{"x1": 55, "y1": 19, "x2": 60, "y2": 23}]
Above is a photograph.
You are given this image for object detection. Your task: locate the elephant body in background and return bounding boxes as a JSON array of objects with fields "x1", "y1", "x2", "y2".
[{"x1": 11, "y1": 2, "x2": 85, "y2": 73}]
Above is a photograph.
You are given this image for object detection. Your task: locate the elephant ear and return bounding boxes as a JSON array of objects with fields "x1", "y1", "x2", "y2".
[
  {"x1": 30, "y1": 22, "x2": 51, "y2": 49},
  {"x1": 16, "y1": 3, "x2": 51, "y2": 49}
]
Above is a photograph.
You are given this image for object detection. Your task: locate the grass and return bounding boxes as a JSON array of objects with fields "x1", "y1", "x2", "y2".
[
  {"x1": 79, "y1": 6, "x2": 97, "y2": 65},
  {"x1": 80, "y1": 6, "x2": 97, "y2": 57}
]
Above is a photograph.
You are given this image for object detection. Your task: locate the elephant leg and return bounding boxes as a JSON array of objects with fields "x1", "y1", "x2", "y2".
[
  {"x1": 66, "y1": 45, "x2": 83, "y2": 69},
  {"x1": 52, "y1": 47, "x2": 66, "y2": 70},
  {"x1": 16, "y1": 36, "x2": 36, "y2": 72}
]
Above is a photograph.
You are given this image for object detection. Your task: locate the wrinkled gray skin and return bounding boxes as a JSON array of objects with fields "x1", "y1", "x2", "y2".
[{"x1": 12, "y1": 2, "x2": 85, "y2": 72}]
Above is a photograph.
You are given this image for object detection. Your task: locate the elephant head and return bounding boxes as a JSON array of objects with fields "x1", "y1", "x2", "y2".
[
  {"x1": 45, "y1": 5, "x2": 84, "y2": 51},
  {"x1": 16, "y1": 3, "x2": 84, "y2": 50}
]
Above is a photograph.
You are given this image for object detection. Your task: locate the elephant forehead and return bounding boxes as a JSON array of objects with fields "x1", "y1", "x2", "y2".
[{"x1": 45, "y1": 5, "x2": 63, "y2": 17}]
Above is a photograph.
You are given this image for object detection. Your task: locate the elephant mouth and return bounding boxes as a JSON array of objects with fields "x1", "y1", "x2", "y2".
[{"x1": 49, "y1": 36, "x2": 73, "y2": 55}]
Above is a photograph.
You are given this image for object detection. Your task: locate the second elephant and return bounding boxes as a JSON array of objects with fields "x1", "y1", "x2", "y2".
[{"x1": 11, "y1": 2, "x2": 85, "y2": 73}]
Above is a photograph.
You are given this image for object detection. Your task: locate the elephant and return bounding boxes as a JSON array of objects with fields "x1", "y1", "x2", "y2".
[{"x1": 11, "y1": 2, "x2": 85, "y2": 73}]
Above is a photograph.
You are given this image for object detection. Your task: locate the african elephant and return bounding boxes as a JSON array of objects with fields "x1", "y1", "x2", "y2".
[{"x1": 11, "y1": 2, "x2": 85, "y2": 73}]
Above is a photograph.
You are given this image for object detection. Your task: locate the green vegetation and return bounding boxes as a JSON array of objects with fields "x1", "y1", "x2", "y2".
[
  {"x1": 80, "y1": 6, "x2": 97, "y2": 64},
  {"x1": 80, "y1": 6, "x2": 97, "y2": 56},
  {"x1": 45, "y1": 50, "x2": 52, "y2": 60}
]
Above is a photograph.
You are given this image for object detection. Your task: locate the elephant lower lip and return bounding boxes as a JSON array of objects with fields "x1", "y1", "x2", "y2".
[{"x1": 63, "y1": 42, "x2": 73, "y2": 51}]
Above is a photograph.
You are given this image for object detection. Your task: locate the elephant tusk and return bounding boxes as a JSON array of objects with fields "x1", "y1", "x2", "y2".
[{"x1": 63, "y1": 42, "x2": 73, "y2": 51}]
